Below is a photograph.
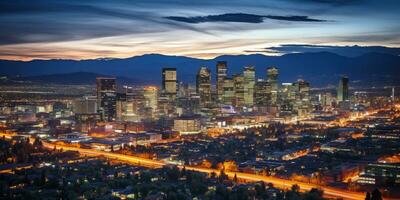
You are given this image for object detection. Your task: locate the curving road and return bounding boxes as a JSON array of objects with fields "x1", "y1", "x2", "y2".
[{"x1": 43, "y1": 141, "x2": 367, "y2": 200}]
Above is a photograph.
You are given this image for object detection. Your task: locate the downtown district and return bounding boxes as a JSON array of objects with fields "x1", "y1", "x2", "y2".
[{"x1": 0, "y1": 61, "x2": 399, "y2": 200}]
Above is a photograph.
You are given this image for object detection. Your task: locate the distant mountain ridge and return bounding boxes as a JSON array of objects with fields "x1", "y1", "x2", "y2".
[
  {"x1": 0, "y1": 52, "x2": 399, "y2": 86},
  {"x1": 1, "y1": 72, "x2": 140, "y2": 85}
]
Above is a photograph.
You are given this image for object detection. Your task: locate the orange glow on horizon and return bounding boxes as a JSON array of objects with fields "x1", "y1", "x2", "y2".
[{"x1": 1, "y1": 33, "x2": 396, "y2": 61}]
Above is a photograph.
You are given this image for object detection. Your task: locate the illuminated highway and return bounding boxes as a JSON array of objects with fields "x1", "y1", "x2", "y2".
[
  {"x1": 42, "y1": 141, "x2": 367, "y2": 200},
  {"x1": 0, "y1": 165, "x2": 32, "y2": 174}
]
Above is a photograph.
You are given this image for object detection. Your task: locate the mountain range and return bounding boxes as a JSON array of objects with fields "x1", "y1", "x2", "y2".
[
  {"x1": 0, "y1": 72, "x2": 138, "y2": 86},
  {"x1": 0, "y1": 52, "x2": 399, "y2": 86}
]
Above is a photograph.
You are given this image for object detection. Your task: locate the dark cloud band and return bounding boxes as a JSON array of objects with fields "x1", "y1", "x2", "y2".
[
  {"x1": 165, "y1": 13, "x2": 328, "y2": 24},
  {"x1": 256, "y1": 44, "x2": 400, "y2": 57}
]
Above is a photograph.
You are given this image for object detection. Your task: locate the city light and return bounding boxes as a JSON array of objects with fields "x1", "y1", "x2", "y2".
[{"x1": 1, "y1": 1, "x2": 399, "y2": 199}]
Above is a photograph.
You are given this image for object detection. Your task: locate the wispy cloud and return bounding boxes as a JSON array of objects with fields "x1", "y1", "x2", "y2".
[
  {"x1": 0, "y1": 1, "x2": 214, "y2": 45},
  {"x1": 0, "y1": 0, "x2": 399, "y2": 60}
]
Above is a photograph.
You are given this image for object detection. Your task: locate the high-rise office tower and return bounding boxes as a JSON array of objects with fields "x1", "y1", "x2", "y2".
[
  {"x1": 337, "y1": 76, "x2": 349, "y2": 102},
  {"x1": 96, "y1": 77, "x2": 116, "y2": 102},
  {"x1": 233, "y1": 74, "x2": 245, "y2": 107},
  {"x1": 267, "y1": 67, "x2": 279, "y2": 91},
  {"x1": 255, "y1": 79, "x2": 270, "y2": 106},
  {"x1": 144, "y1": 86, "x2": 158, "y2": 114},
  {"x1": 243, "y1": 66, "x2": 255, "y2": 106},
  {"x1": 267, "y1": 67, "x2": 279, "y2": 105},
  {"x1": 320, "y1": 92, "x2": 333, "y2": 107},
  {"x1": 222, "y1": 78, "x2": 234, "y2": 105},
  {"x1": 295, "y1": 79, "x2": 310, "y2": 103},
  {"x1": 162, "y1": 68, "x2": 177, "y2": 100},
  {"x1": 289, "y1": 79, "x2": 311, "y2": 117},
  {"x1": 295, "y1": 80, "x2": 311, "y2": 106},
  {"x1": 279, "y1": 83, "x2": 295, "y2": 112},
  {"x1": 196, "y1": 67, "x2": 211, "y2": 107},
  {"x1": 96, "y1": 77, "x2": 117, "y2": 121},
  {"x1": 116, "y1": 88, "x2": 145, "y2": 122},
  {"x1": 176, "y1": 95, "x2": 201, "y2": 116},
  {"x1": 116, "y1": 92, "x2": 127, "y2": 121},
  {"x1": 280, "y1": 83, "x2": 293, "y2": 103},
  {"x1": 177, "y1": 81, "x2": 190, "y2": 98},
  {"x1": 280, "y1": 83, "x2": 296, "y2": 102},
  {"x1": 216, "y1": 61, "x2": 228, "y2": 102}
]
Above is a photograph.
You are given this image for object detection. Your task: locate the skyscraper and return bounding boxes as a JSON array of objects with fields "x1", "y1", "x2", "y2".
[
  {"x1": 233, "y1": 74, "x2": 244, "y2": 107},
  {"x1": 177, "y1": 81, "x2": 189, "y2": 98},
  {"x1": 267, "y1": 67, "x2": 279, "y2": 105},
  {"x1": 196, "y1": 66, "x2": 211, "y2": 107},
  {"x1": 267, "y1": 67, "x2": 279, "y2": 91},
  {"x1": 295, "y1": 79, "x2": 310, "y2": 103},
  {"x1": 116, "y1": 92, "x2": 127, "y2": 121},
  {"x1": 96, "y1": 77, "x2": 117, "y2": 121},
  {"x1": 222, "y1": 77, "x2": 234, "y2": 105},
  {"x1": 321, "y1": 92, "x2": 333, "y2": 108},
  {"x1": 162, "y1": 68, "x2": 177, "y2": 100},
  {"x1": 144, "y1": 86, "x2": 158, "y2": 115},
  {"x1": 116, "y1": 88, "x2": 145, "y2": 122},
  {"x1": 216, "y1": 61, "x2": 227, "y2": 102},
  {"x1": 279, "y1": 83, "x2": 295, "y2": 112},
  {"x1": 337, "y1": 76, "x2": 349, "y2": 102},
  {"x1": 255, "y1": 79, "x2": 270, "y2": 106},
  {"x1": 293, "y1": 79, "x2": 311, "y2": 116},
  {"x1": 243, "y1": 66, "x2": 255, "y2": 106}
]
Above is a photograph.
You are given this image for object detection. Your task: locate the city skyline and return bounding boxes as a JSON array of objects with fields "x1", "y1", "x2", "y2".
[
  {"x1": 1, "y1": 0, "x2": 400, "y2": 60},
  {"x1": 0, "y1": 1, "x2": 399, "y2": 200}
]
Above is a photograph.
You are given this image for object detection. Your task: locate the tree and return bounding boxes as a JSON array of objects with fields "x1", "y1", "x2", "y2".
[
  {"x1": 365, "y1": 192, "x2": 371, "y2": 200},
  {"x1": 218, "y1": 169, "x2": 228, "y2": 183},
  {"x1": 286, "y1": 184, "x2": 301, "y2": 200},
  {"x1": 371, "y1": 189, "x2": 382, "y2": 200},
  {"x1": 166, "y1": 166, "x2": 180, "y2": 181},
  {"x1": 189, "y1": 174, "x2": 207, "y2": 196},
  {"x1": 210, "y1": 172, "x2": 217, "y2": 179},
  {"x1": 291, "y1": 184, "x2": 300, "y2": 192},
  {"x1": 304, "y1": 188, "x2": 324, "y2": 200},
  {"x1": 181, "y1": 166, "x2": 186, "y2": 176},
  {"x1": 233, "y1": 173, "x2": 238, "y2": 183},
  {"x1": 40, "y1": 170, "x2": 47, "y2": 186},
  {"x1": 33, "y1": 137, "x2": 43, "y2": 149},
  {"x1": 167, "y1": 191, "x2": 177, "y2": 200},
  {"x1": 255, "y1": 182, "x2": 266, "y2": 197}
]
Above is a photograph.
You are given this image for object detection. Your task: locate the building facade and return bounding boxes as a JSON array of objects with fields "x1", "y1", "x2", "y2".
[
  {"x1": 243, "y1": 66, "x2": 255, "y2": 106},
  {"x1": 337, "y1": 76, "x2": 349, "y2": 102},
  {"x1": 162, "y1": 68, "x2": 177, "y2": 100},
  {"x1": 196, "y1": 67, "x2": 212, "y2": 107},
  {"x1": 216, "y1": 61, "x2": 228, "y2": 102},
  {"x1": 96, "y1": 77, "x2": 117, "y2": 121},
  {"x1": 267, "y1": 67, "x2": 279, "y2": 105}
]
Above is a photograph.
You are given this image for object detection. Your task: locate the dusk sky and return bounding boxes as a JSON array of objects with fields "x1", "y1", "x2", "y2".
[{"x1": 1, "y1": 0, "x2": 400, "y2": 60}]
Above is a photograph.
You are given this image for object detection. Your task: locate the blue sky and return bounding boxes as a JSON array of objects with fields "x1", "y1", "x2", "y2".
[{"x1": 1, "y1": 0, "x2": 399, "y2": 60}]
